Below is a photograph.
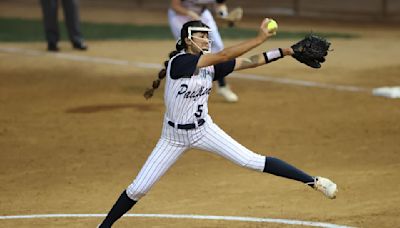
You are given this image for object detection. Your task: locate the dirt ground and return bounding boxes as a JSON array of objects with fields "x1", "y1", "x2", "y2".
[{"x1": 1, "y1": 1, "x2": 400, "y2": 228}]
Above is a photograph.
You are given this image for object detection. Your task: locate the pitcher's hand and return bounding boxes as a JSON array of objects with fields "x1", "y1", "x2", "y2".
[{"x1": 258, "y1": 18, "x2": 277, "y2": 41}]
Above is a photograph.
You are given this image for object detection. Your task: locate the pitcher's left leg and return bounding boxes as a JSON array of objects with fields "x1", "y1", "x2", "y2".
[
  {"x1": 193, "y1": 122, "x2": 265, "y2": 171},
  {"x1": 193, "y1": 123, "x2": 337, "y2": 198}
]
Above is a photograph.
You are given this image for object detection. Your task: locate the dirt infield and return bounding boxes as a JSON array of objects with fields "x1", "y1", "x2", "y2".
[{"x1": 1, "y1": 1, "x2": 400, "y2": 228}]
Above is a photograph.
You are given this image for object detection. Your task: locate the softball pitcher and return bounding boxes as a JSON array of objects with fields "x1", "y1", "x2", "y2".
[
  {"x1": 168, "y1": 0, "x2": 239, "y2": 102},
  {"x1": 98, "y1": 19, "x2": 338, "y2": 227}
]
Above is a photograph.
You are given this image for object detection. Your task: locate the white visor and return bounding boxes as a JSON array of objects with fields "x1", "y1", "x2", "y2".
[{"x1": 188, "y1": 26, "x2": 212, "y2": 53}]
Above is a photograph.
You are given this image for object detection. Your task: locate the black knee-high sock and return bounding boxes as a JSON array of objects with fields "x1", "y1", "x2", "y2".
[
  {"x1": 99, "y1": 190, "x2": 137, "y2": 228},
  {"x1": 263, "y1": 157, "x2": 315, "y2": 187},
  {"x1": 217, "y1": 77, "x2": 226, "y2": 87}
]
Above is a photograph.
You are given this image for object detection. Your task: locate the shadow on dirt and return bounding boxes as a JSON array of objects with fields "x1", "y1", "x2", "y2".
[{"x1": 65, "y1": 103, "x2": 159, "y2": 113}]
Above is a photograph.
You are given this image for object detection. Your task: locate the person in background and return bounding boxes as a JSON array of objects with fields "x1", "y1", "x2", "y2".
[
  {"x1": 39, "y1": 0, "x2": 87, "y2": 52},
  {"x1": 168, "y1": 0, "x2": 239, "y2": 102}
]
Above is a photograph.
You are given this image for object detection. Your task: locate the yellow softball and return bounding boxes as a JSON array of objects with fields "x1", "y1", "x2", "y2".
[{"x1": 267, "y1": 19, "x2": 278, "y2": 32}]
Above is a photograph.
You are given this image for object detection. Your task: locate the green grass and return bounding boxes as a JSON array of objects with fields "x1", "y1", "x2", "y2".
[{"x1": 0, "y1": 17, "x2": 357, "y2": 42}]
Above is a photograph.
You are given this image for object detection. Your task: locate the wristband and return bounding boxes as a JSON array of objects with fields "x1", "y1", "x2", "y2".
[{"x1": 263, "y1": 48, "x2": 284, "y2": 63}]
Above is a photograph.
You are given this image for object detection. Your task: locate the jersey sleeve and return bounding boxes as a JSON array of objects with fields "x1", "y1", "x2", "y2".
[
  {"x1": 213, "y1": 59, "x2": 236, "y2": 81},
  {"x1": 170, "y1": 54, "x2": 201, "y2": 79}
]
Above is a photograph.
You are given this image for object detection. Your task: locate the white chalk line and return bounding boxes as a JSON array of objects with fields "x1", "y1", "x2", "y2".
[
  {"x1": 0, "y1": 213, "x2": 355, "y2": 228},
  {"x1": 0, "y1": 46, "x2": 369, "y2": 93}
]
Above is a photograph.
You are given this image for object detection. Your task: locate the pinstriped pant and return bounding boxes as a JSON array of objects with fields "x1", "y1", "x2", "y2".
[{"x1": 126, "y1": 116, "x2": 266, "y2": 201}]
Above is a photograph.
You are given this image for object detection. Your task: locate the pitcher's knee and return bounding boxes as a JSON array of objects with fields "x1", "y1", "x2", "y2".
[
  {"x1": 126, "y1": 182, "x2": 148, "y2": 201},
  {"x1": 238, "y1": 154, "x2": 266, "y2": 172}
]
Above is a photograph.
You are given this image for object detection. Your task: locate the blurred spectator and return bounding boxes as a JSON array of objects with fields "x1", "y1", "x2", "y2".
[{"x1": 40, "y1": 0, "x2": 87, "y2": 51}]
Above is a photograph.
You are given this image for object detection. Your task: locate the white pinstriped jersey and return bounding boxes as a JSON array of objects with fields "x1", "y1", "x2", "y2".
[{"x1": 164, "y1": 52, "x2": 213, "y2": 124}]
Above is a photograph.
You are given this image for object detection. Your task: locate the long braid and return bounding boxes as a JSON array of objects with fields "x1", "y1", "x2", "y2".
[
  {"x1": 143, "y1": 61, "x2": 168, "y2": 99},
  {"x1": 144, "y1": 43, "x2": 185, "y2": 99}
]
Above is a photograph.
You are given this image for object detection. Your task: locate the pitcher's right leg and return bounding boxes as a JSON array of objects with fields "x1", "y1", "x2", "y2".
[
  {"x1": 126, "y1": 138, "x2": 187, "y2": 200},
  {"x1": 99, "y1": 138, "x2": 187, "y2": 227}
]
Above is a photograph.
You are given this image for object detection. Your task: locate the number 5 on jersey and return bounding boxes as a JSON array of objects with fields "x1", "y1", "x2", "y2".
[{"x1": 195, "y1": 104, "x2": 203, "y2": 118}]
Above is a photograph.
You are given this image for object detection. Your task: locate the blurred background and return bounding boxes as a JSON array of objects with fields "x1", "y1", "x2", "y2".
[
  {"x1": 2, "y1": 0, "x2": 400, "y2": 22},
  {"x1": 1, "y1": 0, "x2": 399, "y2": 43},
  {"x1": 1, "y1": 0, "x2": 400, "y2": 21},
  {"x1": 78, "y1": 0, "x2": 400, "y2": 22}
]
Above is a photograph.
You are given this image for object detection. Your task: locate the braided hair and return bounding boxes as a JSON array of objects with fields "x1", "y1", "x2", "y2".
[
  {"x1": 143, "y1": 49, "x2": 182, "y2": 99},
  {"x1": 143, "y1": 20, "x2": 210, "y2": 99}
]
